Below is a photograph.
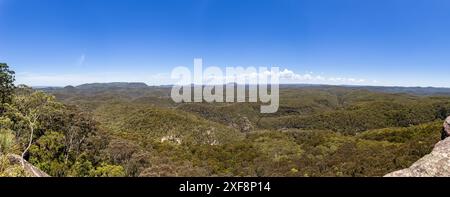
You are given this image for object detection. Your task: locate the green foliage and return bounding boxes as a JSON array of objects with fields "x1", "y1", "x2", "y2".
[
  {"x1": 89, "y1": 163, "x2": 125, "y2": 177},
  {"x1": 66, "y1": 154, "x2": 94, "y2": 177},
  {"x1": 1, "y1": 71, "x2": 448, "y2": 177},
  {"x1": 178, "y1": 103, "x2": 260, "y2": 132},
  {"x1": 0, "y1": 129, "x2": 15, "y2": 154},
  {"x1": 29, "y1": 131, "x2": 67, "y2": 176},
  {"x1": 0, "y1": 84, "x2": 113, "y2": 177},
  {"x1": 259, "y1": 98, "x2": 449, "y2": 134},
  {"x1": 0, "y1": 117, "x2": 15, "y2": 154},
  {"x1": 358, "y1": 121, "x2": 442, "y2": 143},
  {"x1": 0, "y1": 155, "x2": 27, "y2": 177},
  {"x1": 94, "y1": 103, "x2": 243, "y2": 146},
  {"x1": 38, "y1": 83, "x2": 449, "y2": 177},
  {"x1": 0, "y1": 63, "x2": 15, "y2": 108},
  {"x1": 3, "y1": 87, "x2": 64, "y2": 148},
  {"x1": 251, "y1": 132, "x2": 304, "y2": 163}
]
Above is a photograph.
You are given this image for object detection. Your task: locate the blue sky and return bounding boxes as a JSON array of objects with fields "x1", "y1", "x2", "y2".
[{"x1": 1, "y1": 0, "x2": 450, "y2": 87}]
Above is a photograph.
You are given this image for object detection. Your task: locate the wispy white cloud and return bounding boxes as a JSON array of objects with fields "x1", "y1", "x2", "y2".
[
  {"x1": 77, "y1": 54, "x2": 86, "y2": 66},
  {"x1": 277, "y1": 69, "x2": 368, "y2": 84},
  {"x1": 15, "y1": 68, "x2": 378, "y2": 87},
  {"x1": 202, "y1": 68, "x2": 373, "y2": 85}
]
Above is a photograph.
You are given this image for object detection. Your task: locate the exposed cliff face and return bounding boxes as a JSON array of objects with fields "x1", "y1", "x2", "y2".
[{"x1": 385, "y1": 137, "x2": 450, "y2": 177}]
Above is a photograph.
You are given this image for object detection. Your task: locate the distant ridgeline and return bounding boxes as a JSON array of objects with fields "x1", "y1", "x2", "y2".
[
  {"x1": 39, "y1": 83, "x2": 450, "y2": 96},
  {"x1": 279, "y1": 84, "x2": 450, "y2": 96},
  {"x1": 75, "y1": 82, "x2": 149, "y2": 89}
]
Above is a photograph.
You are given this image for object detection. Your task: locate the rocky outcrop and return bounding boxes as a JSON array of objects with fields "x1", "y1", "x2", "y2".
[
  {"x1": 7, "y1": 154, "x2": 50, "y2": 177},
  {"x1": 385, "y1": 137, "x2": 450, "y2": 177}
]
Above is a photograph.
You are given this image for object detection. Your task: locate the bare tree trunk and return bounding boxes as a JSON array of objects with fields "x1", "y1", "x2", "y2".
[{"x1": 21, "y1": 119, "x2": 40, "y2": 177}]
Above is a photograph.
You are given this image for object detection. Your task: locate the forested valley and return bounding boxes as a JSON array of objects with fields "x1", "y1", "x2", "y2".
[{"x1": 1, "y1": 63, "x2": 449, "y2": 177}]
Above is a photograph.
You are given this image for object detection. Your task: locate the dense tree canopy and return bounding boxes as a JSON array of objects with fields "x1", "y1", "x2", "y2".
[
  {"x1": 1, "y1": 64, "x2": 449, "y2": 177},
  {"x1": 0, "y1": 63, "x2": 15, "y2": 112}
]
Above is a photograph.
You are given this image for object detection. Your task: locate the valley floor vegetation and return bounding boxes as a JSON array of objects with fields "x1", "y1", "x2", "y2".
[{"x1": 1, "y1": 62, "x2": 448, "y2": 177}]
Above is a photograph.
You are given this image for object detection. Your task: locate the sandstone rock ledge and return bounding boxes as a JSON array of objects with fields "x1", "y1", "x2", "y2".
[
  {"x1": 7, "y1": 154, "x2": 50, "y2": 177},
  {"x1": 385, "y1": 138, "x2": 450, "y2": 177}
]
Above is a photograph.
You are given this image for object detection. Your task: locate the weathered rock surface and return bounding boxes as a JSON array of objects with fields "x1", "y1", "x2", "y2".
[
  {"x1": 385, "y1": 137, "x2": 450, "y2": 177},
  {"x1": 7, "y1": 154, "x2": 50, "y2": 177}
]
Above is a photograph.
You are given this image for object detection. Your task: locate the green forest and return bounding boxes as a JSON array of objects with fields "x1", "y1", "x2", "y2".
[{"x1": 1, "y1": 62, "x2": 449, "y2": 177}]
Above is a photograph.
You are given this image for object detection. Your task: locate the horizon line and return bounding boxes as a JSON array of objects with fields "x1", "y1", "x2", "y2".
[{"x1": 28, "y1": 82, "x2": 450, "y2": 90}]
